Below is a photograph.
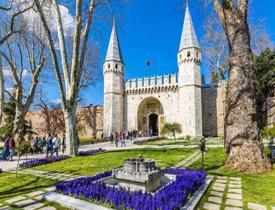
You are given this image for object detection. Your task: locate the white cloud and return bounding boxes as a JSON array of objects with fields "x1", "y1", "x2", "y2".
[
  {"x1": 3, "y1": 66, "x2": 28, "y2": 78},
  {"x1": 22, "y1": 3, "x2": 75, "y2": 37},
  {"x1": 52, "y1": 98, "x2": 62, "y2": 104}
]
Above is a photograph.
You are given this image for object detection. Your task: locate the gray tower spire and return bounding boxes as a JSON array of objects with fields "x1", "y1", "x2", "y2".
[
  {"x1": 179, "y1": 2, "x2": 200, "y2": 52},
  {"x1": 105, "y1": 18, "x2": 123, "y2": 63}
]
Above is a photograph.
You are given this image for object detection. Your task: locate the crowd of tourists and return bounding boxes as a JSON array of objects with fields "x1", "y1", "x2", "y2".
[
  {"x1": 29, "y1": 133, "x2": 66, "y2": 157},
  {"x1": 0, "y1": 133, "x2": 66, "y2": 161},
  {"x1": 109, "y1": 130, "x2": 139, "y2": 147}
]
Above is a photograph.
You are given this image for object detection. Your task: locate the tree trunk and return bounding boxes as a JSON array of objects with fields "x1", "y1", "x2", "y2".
[
  {"x1": 222, "y1": 8, "x2": 271, "y2": 173},
  {"x1": 64, "y1": 106, "x2": 78, "y2": 157},
  {"x1": 0, "y1": 56, "x2": 4, "y2": 125},
  {"x1": 13, "y1": 113, "x2": 26, "y2": 143},
  {"x1": 13, "y1": 87, "x2": 25, "y2": 143}
]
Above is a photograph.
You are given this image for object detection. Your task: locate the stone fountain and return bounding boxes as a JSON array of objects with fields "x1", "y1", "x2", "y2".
[{"x1": 111, "y1": 155, "x2": 163, "y2": 192}]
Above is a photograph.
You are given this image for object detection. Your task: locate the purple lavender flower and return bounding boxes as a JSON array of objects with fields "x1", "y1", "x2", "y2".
[
  {"x1": 56, "y1": 168, "x2": 207, "y2": 210},
  {"x1": 19, "y1": 155, "x2": 70, "y2": 168},
  {"x1": 78, "y1": 148, "x2": 105, "y2": 156}
]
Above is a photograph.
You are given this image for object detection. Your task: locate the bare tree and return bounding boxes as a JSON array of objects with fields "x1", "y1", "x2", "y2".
[
  {"x1": 33, "y1": 0, "x2": 116, "y2": 156},
  {"x1": 0, "y1": 1, "x2": 34, "y2": 125},
  {"x1": 0, "y1": 28, "x2": 47, "y2": 143},
  {"x1": 203, "y1": 11, "x2": 273, "y2": 82},
  {"x1": 213, "y1": 0, "x2": 271, "y2": 173}
]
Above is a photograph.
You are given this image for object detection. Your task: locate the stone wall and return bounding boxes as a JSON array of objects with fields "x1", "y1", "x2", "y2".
[
  {"x1": 25, "y1": 105, "x2": 103, "y2": 139},
  {"x1": 202, "y1": 84, "x2": 226, "y2": 137}
]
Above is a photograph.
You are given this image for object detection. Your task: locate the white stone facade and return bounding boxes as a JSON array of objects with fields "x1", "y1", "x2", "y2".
[{"x1": 103, "y1": 4, "x2": 221, "y2": 137}]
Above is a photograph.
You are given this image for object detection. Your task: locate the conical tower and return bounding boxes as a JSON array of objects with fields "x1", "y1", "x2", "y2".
[
  {"x1": 103, "y1": 19, "x2": 124, "y2": 136},
  {"x1": 177, "y1": 1, "x2": 202, "y2": 137}
]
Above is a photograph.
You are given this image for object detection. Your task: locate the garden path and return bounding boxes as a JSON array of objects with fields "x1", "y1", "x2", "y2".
[
  {"x1": 172, "y1": 150, "x2": 201, "y2": 168},
  {"x1": 0, "y1": 187, "x2": 58, "y2": 210},
  {"x1": 202, "y1": 176, "x2": 275, "y2": 210}
]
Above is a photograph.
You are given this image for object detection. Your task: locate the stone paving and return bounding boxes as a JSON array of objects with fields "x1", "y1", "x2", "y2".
[
  {"x1": 202, "y1": 176, "x2": 275, "y2": 210},
  {"x1": 0, "y1": 170, "x2": 84, "y2": 209},
  {"x1": 0, "y1": 187, "x2": 58, "y2": 210},
  {"x1": 173, "y1": 150, "x2": 201, "y2": 168},
  {"x1": 203, "y1": 176, "x2": 243, "y2": 210},
  {"x1": 16, "y1": 169, "x2": 83, "y2": 181}
]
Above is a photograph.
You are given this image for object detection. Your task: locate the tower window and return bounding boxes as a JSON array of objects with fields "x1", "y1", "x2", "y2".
[
  {"x1": 179, "y1": 54, "x2": 182, "y2": 60},
  {"x1": 115, "y1": 64, "x2": 118, "y2": 69},
  {"x1": 187, "y1": 51, "x2": 191, "y2": 57},
  {"x1": 108, "y1": 63, "x2": 110, "y2": 69},
  {"x1": 196, "y1": 51, "x2": 199, "y2": 58}
]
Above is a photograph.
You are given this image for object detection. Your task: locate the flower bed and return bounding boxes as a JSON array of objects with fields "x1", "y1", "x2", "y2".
[
  {"x1": 56, "y1": 169, "x2": 206, "y2": 210},
  {"x1": 78, "y1": 148, "x2": 105, "y2": 156},
  {"x1": 19, "y1": 155, "x2": 70, "y2": 168}
]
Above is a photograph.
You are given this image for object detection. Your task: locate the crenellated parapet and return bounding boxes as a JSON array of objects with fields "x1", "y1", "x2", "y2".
[{"x1": 125, "y1": 74, "x2": 178, "y2": 94}]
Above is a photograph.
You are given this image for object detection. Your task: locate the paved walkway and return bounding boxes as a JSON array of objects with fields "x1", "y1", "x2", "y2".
[
  {"x1": 16, "y1": 169, "x2": 83, "y2": 181},
  {"x1": 0, "y1": 187, "x2": 58, "y2": 210},
  {"x1": 173, "y1": 150, "x2": 201, "y2": 168},
  {"x1": 202, "y1": 176, "x2": 275, "y2": 210}
]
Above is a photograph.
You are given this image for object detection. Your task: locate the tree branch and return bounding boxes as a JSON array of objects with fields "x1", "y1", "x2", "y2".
[
  {"x1": 52, "y1": 0, "x2": 71, "y2": 88},
  {"x1": 34, "y1": 0, "x2": 67, "y2": 107},
  {"x1": 70, "y1": 0, "x2": 83, "y2": 102},
  {"x1": 0, "y1": 4, "x2": 34, "y2": 45}
]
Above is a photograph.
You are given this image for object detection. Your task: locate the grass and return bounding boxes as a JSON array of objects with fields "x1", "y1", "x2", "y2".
[
  {"x1": 0, "y1": 148, "x2": 194, "y2": 209},
  {"x1": 143, "y1": 137, "x2": 224, "y2": 146},
  {"x1": 33, "y1": 148, "x2": 195, "y2": 176},
  {"x1": 79, "y1": 136, "x2": 105, "y2": 146},
  {"x1": 187, "y1": 147, "x2": 275, "y2": 209},
  {"x1": 0, "y1": 172, "x2": 68, "y2": 209}
]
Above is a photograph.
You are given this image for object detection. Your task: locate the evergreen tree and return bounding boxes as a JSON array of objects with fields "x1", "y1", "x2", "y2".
[
  {"x1": 0, "y1": 97, "x2": 16, "y2": 137},
  {"x1": 253, "y1": 48, "x2": 275, "y2": 109}
]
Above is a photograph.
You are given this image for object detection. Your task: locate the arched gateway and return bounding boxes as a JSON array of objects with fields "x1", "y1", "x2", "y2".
[
  {"x1": 137, "y1": 97, "x2": 164, "y2": 136},
  {"x1": 103, "y1": 2, "x2": 205, "y2": 138}
]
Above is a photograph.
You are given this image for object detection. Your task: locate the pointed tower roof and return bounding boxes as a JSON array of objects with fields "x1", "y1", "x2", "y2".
[
  {"x1": 105, "y1": 18, "x2": 123, "y2": 63},
  {"x1": 179, "y1": 1, "x2": 200, "y2": 52}
]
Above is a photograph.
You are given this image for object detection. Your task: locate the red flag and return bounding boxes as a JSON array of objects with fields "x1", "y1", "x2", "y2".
[{"x1": 146, "y1": 60, "x2": 151, "y2": 67}]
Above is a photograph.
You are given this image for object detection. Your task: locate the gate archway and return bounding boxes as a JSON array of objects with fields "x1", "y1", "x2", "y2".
[{"x1": 137, "y1": 97, "x2": 164, "y2": 136}]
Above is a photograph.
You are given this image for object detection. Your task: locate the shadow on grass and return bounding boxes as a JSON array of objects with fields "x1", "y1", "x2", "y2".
[
  {"x1": 205, "y1": 163, "x2": 225, "y2": 171},
  {"x1": 0, "y1": 176, "x2": 57, "y2": 200}
]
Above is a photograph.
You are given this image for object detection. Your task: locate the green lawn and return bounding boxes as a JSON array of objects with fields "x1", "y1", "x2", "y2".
[
  {"x1": 0, "y1": 172, "x2": 68, "y2": 209},
  {"x1": 0, "y1": 148, "x2": 194, "y2": 209},
  {"x1": 143, "y1": 137, "x2": 224, "y2": 146},
  {"x1": 188, "y1": 147, "x2": 275, "y2": 209},
  {"x1": 33, "y1": 148, "x2": 195, "y2": 176}
]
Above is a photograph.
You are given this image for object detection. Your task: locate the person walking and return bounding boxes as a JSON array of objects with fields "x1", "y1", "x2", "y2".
[
  {"x1": 46, "y1": 134, "x2": 53, "y2": 158},
  {"x1": 1, "y1": 136, "x2": 10, "y2": 160},
  {"x1": 121, "y1": 131, "x2": 126, "y2": 147},
  {"x1": 7, "y1": 137, "x2": 15, "y2": 161},
  {"x1": 52, "y1": 134, "x2": 59, "y2": 156},
  {"x1": 115, "y1": 132, "x2": 118, "y2": 148}
]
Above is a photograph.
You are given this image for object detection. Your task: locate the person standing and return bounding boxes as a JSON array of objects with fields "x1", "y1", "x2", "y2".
[
  {"x1": 110, "y1": 132, "x2": 114, "y2": 144},
  {"x1": 7, "y1": 137, "x2": 15, "y2": 161},
  {"x1": 61, "y1": 133, "x2": 66, "y2": 154}
]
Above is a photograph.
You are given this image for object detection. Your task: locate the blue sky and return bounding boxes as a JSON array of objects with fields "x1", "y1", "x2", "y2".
[{"x1": 46, "y1": 0, "x2": 275, "y2": 106}]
